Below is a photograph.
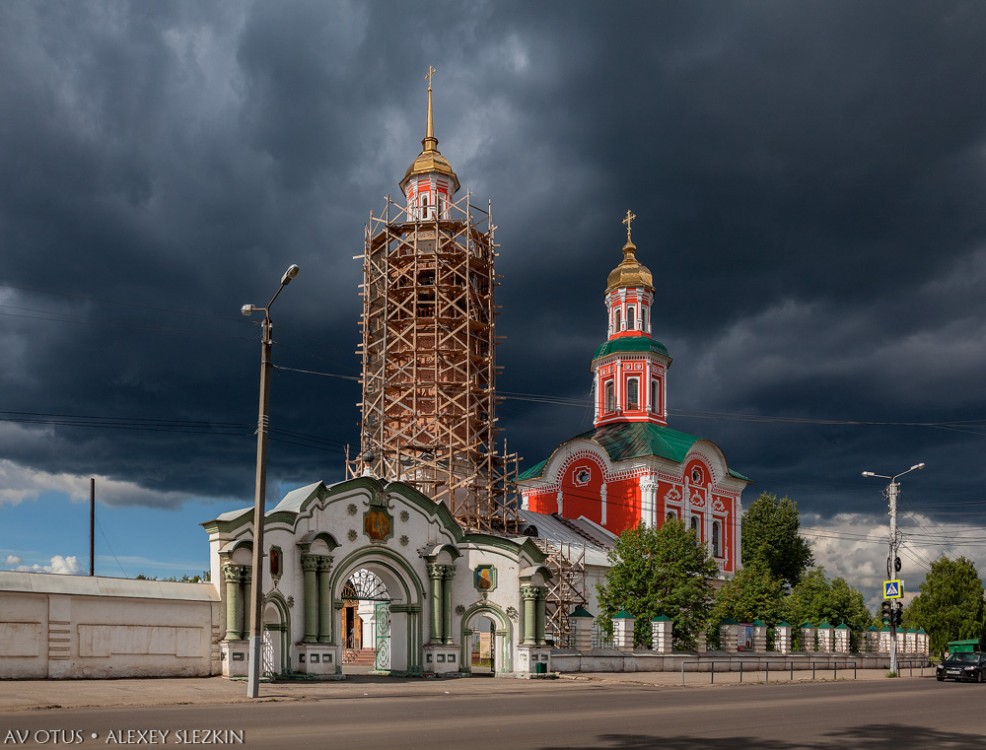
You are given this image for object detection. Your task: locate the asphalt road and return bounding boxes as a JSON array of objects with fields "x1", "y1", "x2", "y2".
[{"x1": 2, "y1": 678, "x2": 984, "y2": 749}]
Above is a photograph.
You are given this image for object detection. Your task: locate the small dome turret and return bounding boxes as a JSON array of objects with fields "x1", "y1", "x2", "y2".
[
  {"x1": 399, "y1": 66, "x2": 460, "y2": 196},
  {"x1": 606, "y1": 210, "x2": 654, "y2": 293}
]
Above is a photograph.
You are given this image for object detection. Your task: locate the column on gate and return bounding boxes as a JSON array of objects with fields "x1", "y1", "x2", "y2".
[
  {"x1": 521, "y1": 585, "x2": 539, "y2": 646},
  {"x1": 223, "y1": 563, "x2": 245, "y2": 641},
  {"x1": 317, "y1": 556, "x2": 334, "y2": 644},
  {"x1": 427, "y1": 563, "x2": 444, "y2": 644},
  {"x1": 442, "y1": 565, "x2": 456, "y2": 646},
  {"x1": 301, "y1": 553, "x2": 319, "y2": 643}
]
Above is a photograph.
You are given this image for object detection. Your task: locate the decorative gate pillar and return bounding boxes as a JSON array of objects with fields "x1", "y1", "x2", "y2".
[
  {"x1": 442, "y1": 566, "x2": 456, "y2": 646},
  {"x1": 301, "y1": 553, "x2": 319, "y2": 643},
  {"x1": 427, "y1": 563, "x2": 444, "y2": 644},
  {"x1": 222, "y1": 564, "x2": 245, "y2": 641},
  {"x1": 317, "y1": 556, "x2": 334, "y2": 643},
  {"x1": 521, "y1": 586, "x2": 539, "y2": 646}
]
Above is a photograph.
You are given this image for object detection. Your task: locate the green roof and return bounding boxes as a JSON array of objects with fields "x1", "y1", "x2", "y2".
[
  {"x1": 613, "y1": 609, "x2": 635, "y2": 619},
  {"x1": 570, "y1": 605, "x2": 594, "y2": 618},
  {"x1": 593, "y1": 335, "x2": 670, "y2": 361},
  {"x1": 517, "y1": 421, "x2": 751, "y2": 482}
]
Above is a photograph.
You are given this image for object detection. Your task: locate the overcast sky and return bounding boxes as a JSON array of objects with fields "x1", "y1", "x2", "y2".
[{"x1": 1, "y1": 1, "x2": 984, "y2": 602}]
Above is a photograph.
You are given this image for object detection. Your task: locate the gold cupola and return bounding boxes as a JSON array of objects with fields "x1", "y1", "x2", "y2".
[
  {"x1": 606, "y1": 210, "x2": 654, "y2": 292},
  {"x1": 400, "y1": 66, "x2": 460, "y2": 195}
]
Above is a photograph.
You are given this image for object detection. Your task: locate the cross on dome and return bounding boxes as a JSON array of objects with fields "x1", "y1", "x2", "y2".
[{"x1": 622, "y1": 209, "x2": 637, "y2": 244}]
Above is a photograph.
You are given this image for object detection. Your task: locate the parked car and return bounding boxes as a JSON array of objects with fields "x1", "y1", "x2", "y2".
[{"x1": 936, "y1": 652, "x2": 986, "y2": 682}]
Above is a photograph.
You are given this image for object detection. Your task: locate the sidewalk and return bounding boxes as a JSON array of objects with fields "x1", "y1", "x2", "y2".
[{"x1": 0, "y1": 667, "x2": 931, "y2": 713}]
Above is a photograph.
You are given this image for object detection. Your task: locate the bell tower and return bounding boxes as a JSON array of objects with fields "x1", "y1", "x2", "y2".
[
  {"x1": 352, "y1": 68, "x2": 518, "y2": 534},
  {"x1": 592, "y1": 211, "x2": 672, "y2": 427}
]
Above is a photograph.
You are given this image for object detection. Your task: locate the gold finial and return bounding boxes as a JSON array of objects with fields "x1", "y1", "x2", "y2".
[
  {"x1": 423, "y1": 65, "x2": 437, "y2": 151},
  {"x1": 622, "y1": 209, "x2": 637, "y2": 245}
]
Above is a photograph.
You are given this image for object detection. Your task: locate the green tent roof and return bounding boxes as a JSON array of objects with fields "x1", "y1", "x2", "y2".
[
  {"x1": 593, "y1": 335, "x2": 670, "y2": 361},
  {"x1": 517, "y1": 421, "x2": 751, "y2": 482}
]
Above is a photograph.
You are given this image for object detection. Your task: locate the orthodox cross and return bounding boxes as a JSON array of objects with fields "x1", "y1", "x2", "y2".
[
  {"x1": 425, "y1": 65, "x2": 437, "y2": 91},
  {"x1": 622, "y1": 209, "x2": 637, "y2": 244}
]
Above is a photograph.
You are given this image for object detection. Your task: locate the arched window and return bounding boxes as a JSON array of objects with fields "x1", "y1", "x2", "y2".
[
  {"x1": 712, "y1": 521, "x2": 722, "y2": 558},
  {"x1": 642, "y1": 307, "x2": 649, "y2": 333},
  {"x1": 650, "y1": 379, "x2": 660, "y2": 413},
  {"x1": 627, "y1": 306, "x2": 636, "y2": 330},
  {"x1": 604, "y1": 381, "x2": 615, "y2": 413},
  {"x1": 690, "y1": 515, "x2": 700, "y2": 537},
  {"x1": 626, "y1": 378, "x2": 639, "y2": 410},
  {"x1": 421, "y1": 193, "x2": 431, "y2": 219},
  {"x1": 666, "y1": 510, "x2": 677, "y2": 521},
  {"x1": 614, "y1": 309, "x2": 621, "y2": 333}
]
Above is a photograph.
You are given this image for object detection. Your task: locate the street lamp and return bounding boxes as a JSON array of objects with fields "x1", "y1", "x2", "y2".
[
  {"x1": 862, "y1": 461, "x2": 924, "y2": 676},
  {"x1": 242, "y1": 263, "x2": 300, "y2": 699}
]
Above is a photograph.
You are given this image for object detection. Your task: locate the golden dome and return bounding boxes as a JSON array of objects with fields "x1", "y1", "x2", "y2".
[
  {"x1": 606, "y1": 240, "x2": 654, "y2": 292},
  {"x1": 400, "y1": 143, "x2": 460, "y2": 193},
  {"x1": 399, "y1": 66, "x2": 460, "y2": 194}
]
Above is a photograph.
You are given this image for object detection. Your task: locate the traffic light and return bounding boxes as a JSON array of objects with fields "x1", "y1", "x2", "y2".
[
  {"x1": 881, "y1": 600, "x2": 892, "y2": 625},
  {"x1": 893, "y1": 603, "x2": 904, "y2": 627}
]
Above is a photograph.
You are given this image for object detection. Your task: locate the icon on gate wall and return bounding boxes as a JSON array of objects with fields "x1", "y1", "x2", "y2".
[
  {"x1": 363, "y1": 508, "x2": 393, "y2": 542},
  {"x1": 474, "y1": 564, "x2": 497, "y2": 592}
]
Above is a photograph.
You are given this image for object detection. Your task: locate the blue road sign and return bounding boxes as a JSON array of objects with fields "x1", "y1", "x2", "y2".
[{"x1": 883, "y1": 579, "x2": 903, "y2": 599}]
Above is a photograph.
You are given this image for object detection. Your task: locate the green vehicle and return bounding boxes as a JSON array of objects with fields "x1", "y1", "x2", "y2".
[{"x1": 946, "y1": 639, "x2": 982, "y2": 655}]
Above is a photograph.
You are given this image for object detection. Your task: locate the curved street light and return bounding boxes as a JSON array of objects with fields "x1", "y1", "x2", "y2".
[
  {"x1": 242, "y1": 264, "x2": 300, "y2": 699},
  {"x1": 861, "y1": 462, "x2": 924, "y2": 677}
]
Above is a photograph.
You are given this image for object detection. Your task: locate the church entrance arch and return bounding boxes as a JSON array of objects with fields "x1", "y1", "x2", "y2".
[
  {"x1": 262, "y1": 594, "x2": 289, "y2": 678},
  {"x1": 329, "y1": 548, "x2": 424, "y2": 676},
  {"x1": 341, "y1": 569, "x2": 391, "y2": 671},
  {"x1": 460, "y1": 604, "x2": 512, "y2": 675}
]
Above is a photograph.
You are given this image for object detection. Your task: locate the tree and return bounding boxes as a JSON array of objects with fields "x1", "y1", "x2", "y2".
[
  {"x1": 711, "y1": 560, "x2": 786, "y2": 626},
  {"x1": 597, "y1": 520, "x2": 719, "y2": 649},
  {"x1": 905, "y1": 556, "x2": 986, "y2": 657},
  {"x1": 783, "y1": 568, "x2": 871, "y2": 633},
  {"x1": 741, "y1": 492, "x2": 814, "y2": 587}
]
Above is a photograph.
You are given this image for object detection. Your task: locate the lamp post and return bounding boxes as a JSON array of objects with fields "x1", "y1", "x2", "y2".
[
  {"x1": 241, "y1": 263, "x2": 300, "y2": 699},
  {"x1": 862, "y1": 462, "x2": 924, "y2": 676}
]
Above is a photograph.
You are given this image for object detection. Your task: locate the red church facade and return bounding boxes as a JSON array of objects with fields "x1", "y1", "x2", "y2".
[{"x1": 517, "y1": 213, "x2": 750, "y2": 576}]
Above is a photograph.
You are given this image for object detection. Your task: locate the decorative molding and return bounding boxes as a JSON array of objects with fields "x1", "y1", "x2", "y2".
[
  {"x1": 347, "y1": 529, "x2": 358, "y2": 542},
  {"x1": 399, "y1": 535, "x2": 409, "y2": 547},
  {"x1": 400, "y1": 510, "x2": 410, "y2": 523},
  {"x1": 347, "y1": 503, "x2": 358, "y2": 516}
]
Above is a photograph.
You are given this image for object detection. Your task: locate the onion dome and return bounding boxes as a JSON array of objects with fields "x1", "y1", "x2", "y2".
[{"x1": 606, "y1": 210, "x2": 654, "y2": 292}]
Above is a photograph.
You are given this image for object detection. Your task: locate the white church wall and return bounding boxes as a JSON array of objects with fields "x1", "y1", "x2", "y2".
[{"x1": 0, "y1": 572, "x2": 220, "y2": 679}]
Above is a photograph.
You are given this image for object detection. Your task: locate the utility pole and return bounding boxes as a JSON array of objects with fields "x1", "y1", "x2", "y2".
[
  {"x1": 863, "y1": 462, "x2": 924, "y2": 677},
  {"x1": 241, "y1": 264, "x2": 300, "y2": 699},
  {"x1": 89, "y1": 477, "x2": 95, "y2": 577}
]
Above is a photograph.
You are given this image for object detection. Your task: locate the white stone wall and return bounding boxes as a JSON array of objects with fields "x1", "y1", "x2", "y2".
[{"x1": 0, "y1": 572, "x2": 220, "y2": 679}]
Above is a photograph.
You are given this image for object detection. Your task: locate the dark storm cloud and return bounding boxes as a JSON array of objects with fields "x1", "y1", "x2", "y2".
[{"x1": 0, "y1": 0, "x2": 984, "y2": 530}]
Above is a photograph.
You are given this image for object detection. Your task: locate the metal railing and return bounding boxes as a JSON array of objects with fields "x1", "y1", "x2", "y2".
[{"x1": 679, "y1": 659, "x2": 859, "y2": 687}]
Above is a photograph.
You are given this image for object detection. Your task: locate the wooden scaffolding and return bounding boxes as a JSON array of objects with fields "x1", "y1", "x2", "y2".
[{"x1": 349, "y1": 192, "x2": 520, "y2": 534}]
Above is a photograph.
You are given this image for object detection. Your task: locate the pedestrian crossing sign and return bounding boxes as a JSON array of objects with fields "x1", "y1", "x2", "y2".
[{"x1": 883, "y1": 579, "x2": 903, "y2": 599}]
